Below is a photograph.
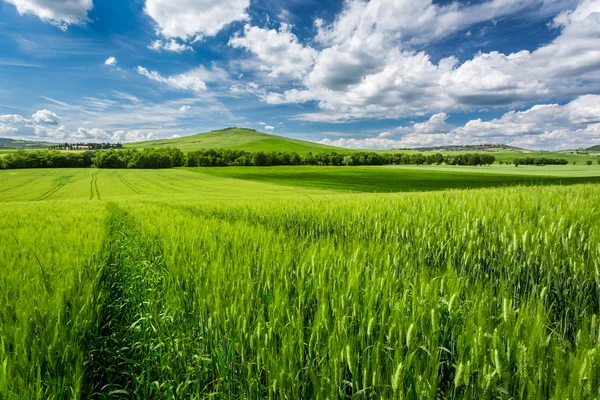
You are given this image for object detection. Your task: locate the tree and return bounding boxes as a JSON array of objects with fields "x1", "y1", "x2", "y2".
[
  {"x1": 342, "y1": 155, "x2": 354, "y2": 166},
  {"x1": 587, "y1": 160, "x2": 593, "y2": 165}
]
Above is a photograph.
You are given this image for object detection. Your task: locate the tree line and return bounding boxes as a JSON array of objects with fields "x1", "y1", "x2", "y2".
[
  {"x1": 513, "y1": 157, "x2": 569, "y2": 166},
  {"x1": 184, "y1": 149, "x2": 495, "y2": 167},
  {"x1": 0, "y1": 148, "x2": 185, "y2": 169},
  {"x1": 0, "y1": 148, "x2": 496, "y2": 169}
]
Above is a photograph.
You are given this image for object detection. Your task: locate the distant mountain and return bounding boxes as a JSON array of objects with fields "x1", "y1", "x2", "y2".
[
  {"x1": 586, "y1": 145, "x2": 600, "y2": 151},
  {"x1": 126, "y1": 128, "x2": 345, "y2": 155},
  {"x1": 0, "y1": 137, "x2": 57, "y2": 149},
  {"x1": 407, "y1": 144, "x2": 529, "y2": 152}
]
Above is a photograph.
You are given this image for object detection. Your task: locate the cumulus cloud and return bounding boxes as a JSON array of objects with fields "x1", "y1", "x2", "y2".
[
  {"x1": 104, "y1": 56, "x2": 117, "y2": 66},
  {"x1": 229, "y1": 24, "x2": 317, "y2": 78},
  {"x1": 316, "y1": 0, "x2": 573, "y2": 46},
  {"x1": 144, "y1": 0, "x2": 249, "y2": 40},
  {"x1": 148, "y1": 39, "x2": 193, "y2": 53},
  {"x1": 31, "y1": 109, "x2": 60, "y2": 124},
  {"x1": 112, "y1": 130, "x2": 158, "y2": 142},
  {"x1": 179, "y1": 105, "x2": 191, "y2": 112},
  {"x1": 319, "y1": 95, "x2": 600, "y2": 150},
  {"x1": 0, "y1": 110, "x2": 159, "y2": 143},
  {"x1": 3, "y1": 0, "x2": 93, "y2": 30},
  {"x1": 264, "y1": 125, "x2": 275, "y2": 130},
  {"x1": 251, "y1": 0, "x2": 600, "y2": 121}
]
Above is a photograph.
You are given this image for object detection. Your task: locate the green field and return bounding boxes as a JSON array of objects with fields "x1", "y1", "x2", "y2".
[
  {"x1": 1, "y1": 167, "x2": 599, "y2": 398},
  {"x1": 194, "y1": 165, "x2": 600, "y2": 192},
  {"x1": 126, "y1": 128, "x2": 342, "y2": 155}
]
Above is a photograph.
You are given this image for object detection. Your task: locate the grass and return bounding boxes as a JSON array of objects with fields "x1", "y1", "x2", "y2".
[
  {"x1": 0, "y1": 169, "x2": 332, "y2": 202},
  {"x1": 125, "y1": 128, "x2": 342, "y2": 155},
  {"x1": 1, "y1": 166, "x2": 599, "y2": 398},
  {"x1": 192, "y1": 165, "x2": 600, "y2": 192}
]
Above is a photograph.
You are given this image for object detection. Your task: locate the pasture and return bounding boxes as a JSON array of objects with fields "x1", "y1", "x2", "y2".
[
  {"x1": 195, "y1": 164, "x2": 600, "y2": 192},
  {"x1": 1, "y1": 166, "x2": 599, "y2": 399}
]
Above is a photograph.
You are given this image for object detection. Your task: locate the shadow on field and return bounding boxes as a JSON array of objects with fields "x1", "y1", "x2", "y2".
[{"x1": 191, "y1": 167, "x2": 600, "y2": 193}]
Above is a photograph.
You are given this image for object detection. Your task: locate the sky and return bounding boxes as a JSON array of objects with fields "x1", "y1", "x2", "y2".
[{"x1": 0, "y1": 0, "x2": 599, "y2": 150}]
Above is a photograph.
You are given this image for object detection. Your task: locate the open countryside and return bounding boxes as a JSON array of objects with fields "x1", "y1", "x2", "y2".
[
  {"x1": 2, "y1": 0, "x2": 600, "y2": 398},
  {"x1": 1, "y1": 129, "x2": 600, "y2": 398}
]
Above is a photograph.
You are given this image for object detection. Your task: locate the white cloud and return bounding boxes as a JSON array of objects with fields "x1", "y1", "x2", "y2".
[
  {"x1": 319, "y1": 95, "x2": 600, "y2": 150},
  {"x1": 144, "y1": 0, "x2": 249, "y2": 40},
  {"x1": 264, "y1": 125, "x2": 275, "y2": 130},
  {"x1": 148, "y1": 39, "x2": 194, "y2": 53},
  {"x1": 179, "y1": 105, "x2": 191, "y2": 112},
  {"x1": 229, "y1": 24, "x2": 317, "y2": 78},
  {"x1": 112, "y1": 130, "x2": 158, "y2": 142},
  {"x1": 31, "y1": 109, "x2": 60, "y2": 124},
  {"x1": 314, "y1": 0, "x2": 575, "y2": 47},
  {"x1": 137, "y1": 65, "x2": 228, "y2": 93},
  {"x1": 104, "y1": 56, "x2": 117, "y2": 66},
  {"x1": 75, "y1": 127, "x2": 112, "y2": 141},
  {"x1": 255, "y1": 0, "x2": 600, "y2": 121},
  {"x1": 3, "y1": 0, "x2": 93, "y2": 30},
  {"x1": 0, "y1": 111, "x2": 159, "y2": 143}
]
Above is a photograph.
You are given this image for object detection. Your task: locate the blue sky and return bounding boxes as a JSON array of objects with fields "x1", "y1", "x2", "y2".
[{"x1": 0, "y1": 0, "x2": 599, "y2": 149}]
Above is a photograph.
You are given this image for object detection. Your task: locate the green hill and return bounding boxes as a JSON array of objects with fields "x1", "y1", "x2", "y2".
[
  {"x1": 0, "y1": 137, "x2": 56, "y2": 149},
  {"x1": 126, "y1": 128, "x2": 345, "y2": 155},
  {"x1": 586, "y1": 145, "x2": 600, "y2": 151}
]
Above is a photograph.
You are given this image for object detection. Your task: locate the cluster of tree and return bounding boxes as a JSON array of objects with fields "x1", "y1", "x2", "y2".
[
  {"x1": 513, "y1": 157, "x2": 569, "y2": 166},
  {"x1": 0, "y1": 148, "x2": 184, "y2": 169},
  {"x1": 91, "y1": 148, "x2": 185, "y2": 168},
  {"x1": 0, "y1": 148, "x2": 497, "y2": 169},
  {"x1": 210, "y1": 127, "x2": 257, "y2": 133},
  {"x1": 0, "y1": 150, "x2": 94, "y2": 168},
  {"x1": 51, "y1": 142, "x2": 123, "y2": 150}
]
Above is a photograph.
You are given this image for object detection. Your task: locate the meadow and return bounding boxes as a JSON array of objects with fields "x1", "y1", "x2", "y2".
[
  {"x1": 1, "y1": 166, "x2": 599, "y2": 399},
  {"x1": 195, "y1": 165, "x2": 600, "y2": 192}
]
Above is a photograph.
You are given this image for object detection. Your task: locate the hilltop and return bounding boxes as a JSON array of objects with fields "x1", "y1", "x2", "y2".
[
  {"x1": 586, "y1": 145, "x2": 600, "y2": 151},
  {"x1": 126, "y1": 128, "x2": 344, "y2": 155}
]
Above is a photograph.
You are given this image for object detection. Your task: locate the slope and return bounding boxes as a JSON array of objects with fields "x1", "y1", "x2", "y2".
[{"x1": 125, "y1": 128, "x2": 346, "y2": 155}]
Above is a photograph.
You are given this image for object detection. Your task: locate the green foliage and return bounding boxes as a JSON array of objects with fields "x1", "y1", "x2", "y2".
[
  {"x1": 1, "y1": 150, "x2": 94, "y2": 169},
  {"x1": 1, "y1": 148, "x2": 185, "y2": 169},
  {"x1": 1, "y1": 148, "x2": 494, "y2": 169},
  {"x1": 514, "y1": 157, "x2": 569, "y2": 166}
]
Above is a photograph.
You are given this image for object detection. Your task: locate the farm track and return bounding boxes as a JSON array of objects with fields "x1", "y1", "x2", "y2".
[
  {"x1": 83, "y1": 203, "x2": 166, "y2": 398},
  {"x1": 35, "y1": 175, "x2": 72, "y2": 201},
  {"x1": 0, "y1": 177, "x2": 40, "y2": 194},
  {"x1": 89, "y1": 172, "x2": 101, "y2": 200},
  {"x1": 112, "y1": 171, "x2": 145, "y2": 195}
]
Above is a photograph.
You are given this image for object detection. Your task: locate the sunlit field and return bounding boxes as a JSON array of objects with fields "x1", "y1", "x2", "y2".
[{"x1": 1, "y1": 167, "x2": 599, "y2": 398}]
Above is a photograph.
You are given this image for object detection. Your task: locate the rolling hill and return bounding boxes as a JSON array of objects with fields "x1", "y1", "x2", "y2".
[
  {"x1": 0, "y1": 137, "x2": 57, "y2": 149},
  {"x1": 126, "y1": 128, "x2": 345, "y2": 155}
]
